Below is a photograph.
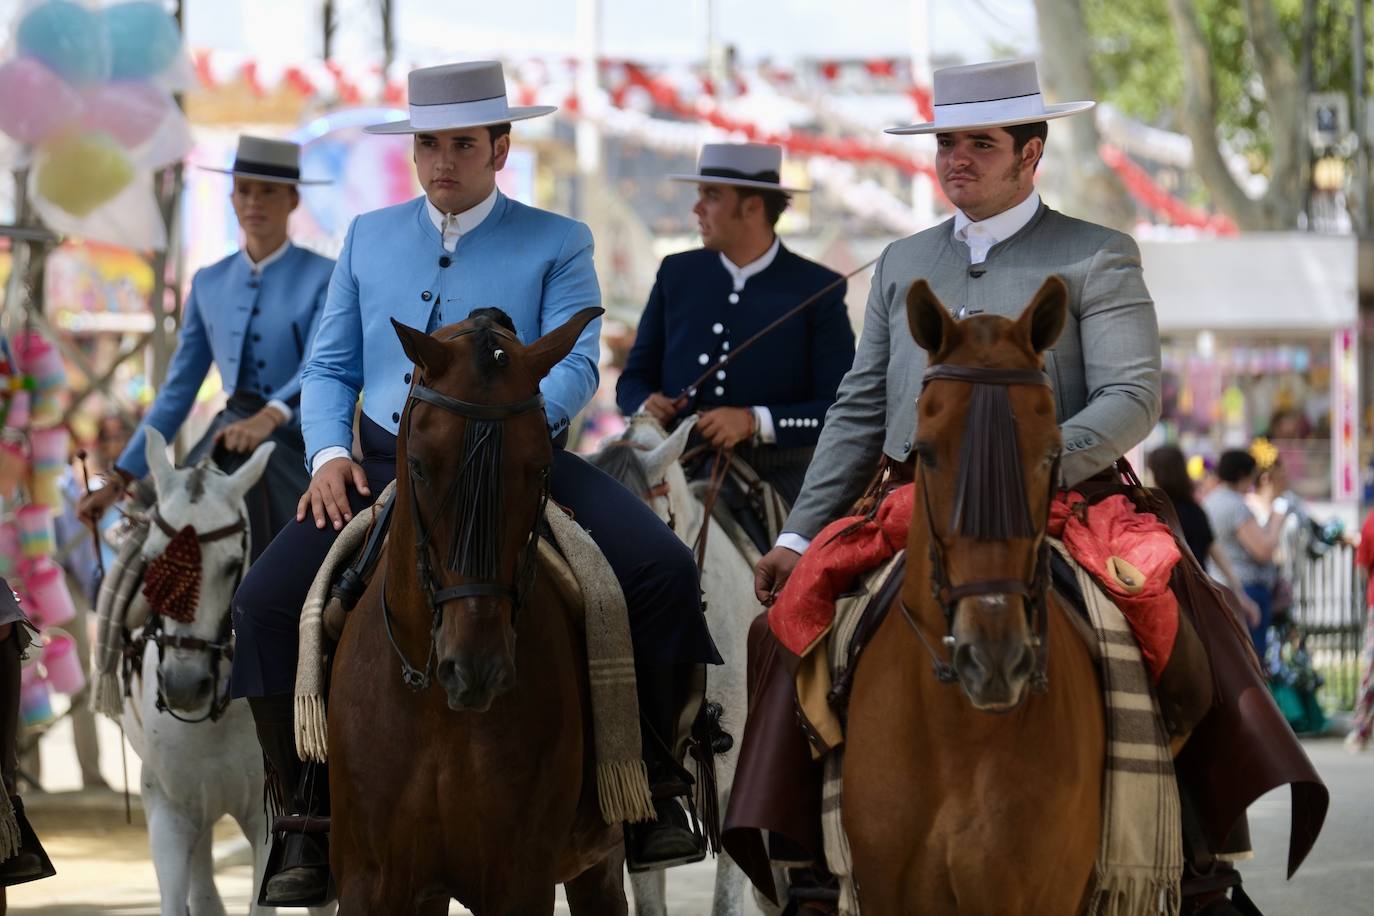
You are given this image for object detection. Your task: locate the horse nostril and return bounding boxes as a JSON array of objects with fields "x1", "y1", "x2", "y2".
[
  {"x1": 953, "y1": 643, "x2": 986, "y2": 684},
  {"x1": 1011, "y1": 645, "x2": 1036, "y2": 681}
]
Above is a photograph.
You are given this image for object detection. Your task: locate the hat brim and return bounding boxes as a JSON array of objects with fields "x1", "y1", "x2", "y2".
[
  {"x1": 668, "y1": 174, "x2": 809, "y2": 194},
  {"x1": 199, "y1": 166, "x2": 333, "y2": 185},
  {"x1": 363, "y1": 105, "x2": 558, "y2": 135},
  {"x1": 884, "y1": 100, "x2": 1095, "y2": 136}
]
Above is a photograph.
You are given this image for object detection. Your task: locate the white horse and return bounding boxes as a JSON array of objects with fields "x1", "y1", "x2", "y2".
[
  {"x1": 590, "y1": 415, "x2": 778, "y2": 916},
  {"x1": 111, "y1": 428, "x2": 330, "y2": 916}
]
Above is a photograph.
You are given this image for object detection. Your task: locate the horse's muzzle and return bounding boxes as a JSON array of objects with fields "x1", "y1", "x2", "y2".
[
  {"x1": 952, "y1": 639, "x2": 1035, "y2": 712},
  {"x1": 437, "y1": 652, "x2": 515, "y2": 712},
  {"x1": 159, "y1": 664, "x2": 215, "y2": 712}
]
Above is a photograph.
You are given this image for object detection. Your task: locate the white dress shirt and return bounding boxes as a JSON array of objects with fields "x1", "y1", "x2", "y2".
[
  {"x1": 242, "y1": 239, "x2": 295, "y2": 424},
  {"x1": 773, "y1": 194, "x2": 1042, "y2": 557},
  {"x1": 721, "y1": 237, "x2": 781, "y2": 444},
  {"x1": 310, "y1": 188, "x2": 501, "y2": 476}
]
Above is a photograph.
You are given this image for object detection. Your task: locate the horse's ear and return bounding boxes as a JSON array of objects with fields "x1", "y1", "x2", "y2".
[
  {"x1": 225, "y1": 441, "x2": 276, "y2": 501},
  {"x1": 905, "y1": 280, "x2": 959, "y2": 358},
  {"x1": 524, "y1": 307, "x2": 604, "y2": 381},
  {"x1": 1015, "y1": 276, "x2": 1068, "y2": 354},
  {"x1": 392, "y1": 319, "x2": 449, "y2": 378},
  {"x1": 642, "y1": 415, "x2": 696, "y2": 484},
  {"x1": 144, "y1": 427, "x2": 174, "y2": 495}
]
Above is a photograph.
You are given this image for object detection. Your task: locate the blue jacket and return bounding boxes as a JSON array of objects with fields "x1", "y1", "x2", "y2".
[
  {"x1": 616, "y1": 245, "x2": 855, "y2": 449},
  {"x1": 301, "y1": 194, "x2": 602, "y2": 463},
  {"x1": 119, "y1": 244, "x2": 333, "y2": 478}
]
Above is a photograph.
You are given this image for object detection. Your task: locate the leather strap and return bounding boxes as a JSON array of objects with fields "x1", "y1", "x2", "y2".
[
  {"x1": 151, "y1": 507, "x2": 247, "y2": 544},
  {"x1": 922, "y1": 364, "x2": 1051, "y2": 388},
  {"x1": 409, "y1": 385, "x2": 544, "y2": 422}
]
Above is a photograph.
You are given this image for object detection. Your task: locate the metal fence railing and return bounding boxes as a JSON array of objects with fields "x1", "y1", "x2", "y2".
[{"x1": 1288, "y1": 541, "x2": 1369, "y2": 711}]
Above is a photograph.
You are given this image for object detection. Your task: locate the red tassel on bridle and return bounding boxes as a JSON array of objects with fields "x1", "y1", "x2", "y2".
[{"x1": 142, "y1": 525, "x2": 203, "y2": 623}]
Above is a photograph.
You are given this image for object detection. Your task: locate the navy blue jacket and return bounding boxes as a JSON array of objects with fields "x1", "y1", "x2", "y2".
[{"x1": 617, "y1": 244, "x2": 855, "y2": 449}]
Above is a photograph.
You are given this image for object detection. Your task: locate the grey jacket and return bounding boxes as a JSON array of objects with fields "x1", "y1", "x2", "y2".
[{"x1": 786, "y1": 203, "x2": 1162, "y2": 540}]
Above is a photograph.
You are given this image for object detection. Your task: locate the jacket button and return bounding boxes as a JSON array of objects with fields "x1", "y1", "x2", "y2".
[
  {"x1": 252, "y1": 307, "x2": 260, "y2": 316},
  {"x1": 712, "y1": 322, "x2": 724, "y2": 334},
  {"x1": 257, "y1": 360, "x2": 266, "y2": 369},
  {"x1": 439, "y1": 256, "x2": 452, "y2": 268},
  {"x1": 263, "y1": 384, "x2": 273, "y2": 394},
  {"x1": 404, "y1": 372, "x2": 412, "y2": 384},
  {"x1": 392, "y1": 412, "x2": 400, "y2": 423},
  {"x1": 728, "y1": 292, "x2": 739, "y2": 304},
  {"x1": 902, "y1": 439, "x2": 911, "y2": 452},
  {"x1": 421, "y1": 291, "x2": 432, "y2": 301},
  {"x1": 252, "y1": 333, "x2": 261, "y2": 342}
]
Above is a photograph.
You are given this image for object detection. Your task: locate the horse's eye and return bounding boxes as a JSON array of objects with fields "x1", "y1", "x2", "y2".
[{"x1": 408, "y1": 457, "x2": 426, "y2": 482}]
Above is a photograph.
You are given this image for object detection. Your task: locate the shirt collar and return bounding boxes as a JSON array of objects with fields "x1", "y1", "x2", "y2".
[
  {"x1": 952, "y1": 191, "x2": 1041, "y2": 248},
  {"x1": 241, "y1": 239, "x2": 292, "y2": 276},
  {"x1": 719, "y1": 236, "x2": 781, "y2": 292},
  {"x1": 426, "y1": 186, "x2": 499, "y2": 247}
]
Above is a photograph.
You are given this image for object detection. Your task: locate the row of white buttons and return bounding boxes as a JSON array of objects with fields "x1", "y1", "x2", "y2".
[{"x1": 780, "y1": 417, "x2": 819, "y2": 428}]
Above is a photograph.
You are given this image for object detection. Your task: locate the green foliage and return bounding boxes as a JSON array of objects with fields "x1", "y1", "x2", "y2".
[{"x1": 1085, "y1": 0, "x2": 1364, "y2": 167}]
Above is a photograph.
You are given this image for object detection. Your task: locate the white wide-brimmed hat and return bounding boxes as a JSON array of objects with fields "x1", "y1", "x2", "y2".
[
  {"x1": 365, "y1": 61, "x2": 556, "y2": 135},
  {"x1": 886, "y1": 59, "x2": 1094, "y2": 136},
  {"x1": 200, "y1": 135, "x2": 332, "y2": 185},
  {"x1": 669, "y1": 143, "x2": 809, "y2": 193}
]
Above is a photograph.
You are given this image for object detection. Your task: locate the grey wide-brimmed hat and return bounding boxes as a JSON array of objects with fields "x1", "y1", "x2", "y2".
[
  {"x1": 886, "y1": 59, "x2": 1094, "y2": 135},
  {"x1": 200, "y1": 135, "x2": 332, "y2": 185},
  {"x1": 365, "y1": 61, "x2": 556, "y2": 134},
  {"x1": 669, "y1": 143, "x2": 809, "y2": 193}
]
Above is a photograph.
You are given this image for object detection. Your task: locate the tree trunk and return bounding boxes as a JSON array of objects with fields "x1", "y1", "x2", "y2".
[
  {"x1": 1032, "y1": 0, "x2": 1138, "y2": 232},
  {"x1": 1240, "y1": 0, "x2": 1304, "y2": 226}
]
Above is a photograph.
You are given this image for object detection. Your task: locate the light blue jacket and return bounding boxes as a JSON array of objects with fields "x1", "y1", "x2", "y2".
[
  {"x1": 301, "y1": 193, "x2": 602, "y2": 462},
  {"x1": 119, "y1": 244, "x2": 334, "y2": 479}
]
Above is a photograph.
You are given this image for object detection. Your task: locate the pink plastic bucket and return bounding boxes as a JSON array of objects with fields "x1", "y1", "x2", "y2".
[
  {"x1": 16, "y1": 504, "x2": 54, "y2": 557},
  {"x1": 4, "y1": 389, "x2": 29, "y2": 430},
  {"x1": 28, "y1": 425, "x2": 68, "y2": 468},
  {"x1": 41, "y1": 631, "x2": 85, "y2": 696},
  {"x1": 25, "y1": 561, "x2": 75, "y2": 628}
]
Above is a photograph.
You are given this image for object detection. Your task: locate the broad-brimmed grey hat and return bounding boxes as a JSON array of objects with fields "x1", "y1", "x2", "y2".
[
  {"x1": 886, "y1": 59, "x2": 1094, "y2": 135},
  {"x1": 200, "y1": 135, "x2": 332, "y2": 185},
  {"x1": 668, "y1": 143, "x2": 809, "y2": 193},
  {"x1": 365, "y1": 61, "x2": 556, "y2": 135}
]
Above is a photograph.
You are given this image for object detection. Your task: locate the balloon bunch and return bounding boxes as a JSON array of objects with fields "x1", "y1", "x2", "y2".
[{"x1": 0, "y1": 0, "x2": 193, "y2": 249}]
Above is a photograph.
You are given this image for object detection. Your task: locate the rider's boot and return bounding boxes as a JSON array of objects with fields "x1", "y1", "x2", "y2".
[
  {"x1": 0, "y1": 629, "x2": 54, "y2": 886},
  {"x1": 626, "y1": 663, "x2": 706, "y2": 872},
  {"x1": 249, "y1": 694, "x2": 331, "y2": 905}
]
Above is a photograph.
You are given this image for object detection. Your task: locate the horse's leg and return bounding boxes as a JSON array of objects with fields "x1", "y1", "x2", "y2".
[
  {"x1": 564, "y1": 850, "x2": 627, "y2": 916},
  {"x1": 186, "y1": 824, "x2": 227, "y2": 916},
  {"x1": 709, "y1": 850, "x2": 748, "y2": 916},
  {"x1": 628, "y1": 870, "x2": 666, "y2": 916},
  {"x1": 143, "y1": 784, "x2": 199, "y2": 916}
]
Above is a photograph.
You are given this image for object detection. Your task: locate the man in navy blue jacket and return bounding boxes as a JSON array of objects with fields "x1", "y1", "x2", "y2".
[{"x1": 617, "y1": 143, "x2": 855, "y2": 514}]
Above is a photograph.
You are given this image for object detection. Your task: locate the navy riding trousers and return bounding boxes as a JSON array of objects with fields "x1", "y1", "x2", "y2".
[{"x1": 229, "y1": 416, "x2": 719, "y2": 699}]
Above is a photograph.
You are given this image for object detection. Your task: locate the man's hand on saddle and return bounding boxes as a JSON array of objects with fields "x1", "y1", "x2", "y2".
[
  {"x1": 642, "y1": 392, "x2": 685, "y2": 426},
  {"x1": 214, "y1": 406, "x2": 286, "y2": 454},
  {"x1": 696, "y1": 406, "x2": 756, "y2": 450},
  {"x1": 77, "y1": 475, "x2": 127, "y2": 526},
  {"x1": 299, "y1": 457, "x2": 371, "y2": 531},
  {"x1": 754, "y1": 545, "x2": 802, "y2": 606}
]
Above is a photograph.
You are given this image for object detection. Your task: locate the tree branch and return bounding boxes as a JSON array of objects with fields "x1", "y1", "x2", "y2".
[{"x1": 1164, "y1": 0, "x2": 1273, "y2": 228}]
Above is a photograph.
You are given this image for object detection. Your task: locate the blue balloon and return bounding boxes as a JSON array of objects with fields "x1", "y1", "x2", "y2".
[
  {"x1": 103, "y1": 2, "x2": 182, "y2": 80},
  {"x1": 17, "y1": 0, "x2": 109, "y2": 85}
]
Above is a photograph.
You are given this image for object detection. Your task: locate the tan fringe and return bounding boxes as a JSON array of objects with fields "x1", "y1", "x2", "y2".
[
  {"x1": 1088, "y1": 875, "x2": 1181, "y2": 916},
  {"x1": 595, "y1": 759, "x2": 654, "y2": 824},
  {"x1": 295, "y1": 694, "x2": 329, "y2": 763},
  {"x1": 89, "y1": 670, "x2": 124, "y2": 721},
  {"x1": 0, "y1": 796, "x2": 19, "y2": 861}
]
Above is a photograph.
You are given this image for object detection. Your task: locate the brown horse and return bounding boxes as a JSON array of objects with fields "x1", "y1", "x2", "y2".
[
  {"x1": 843, "y1": 278, "x2": 1106, "y2": 915},
  {"x1": 328, "y1": 308, "x2": 627, "y2": 915}
]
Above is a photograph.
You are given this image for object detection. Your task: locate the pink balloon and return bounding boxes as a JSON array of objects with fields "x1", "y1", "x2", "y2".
[
  {"x1": 81, "y1": 81, "x2": 170, "y2": 149},
  {"x1": 0, "y1": 56, "x2": 83, "y2": 145}
]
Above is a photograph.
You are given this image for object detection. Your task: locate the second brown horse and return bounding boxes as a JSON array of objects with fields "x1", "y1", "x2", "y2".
[
  {"x1": 843, "y1": 278, "x2": 1106, "y2": 914},
  {"x1": 328, "y1": 308, "x2": 627, "y2": 914}
]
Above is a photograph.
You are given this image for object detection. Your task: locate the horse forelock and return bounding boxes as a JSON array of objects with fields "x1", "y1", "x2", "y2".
[
  {"x1": 588, "y1": 441, "x2": 653, "y2": 498},
  {"x1": 186, "y1": 464, "x2": 208, "y2": 503}
]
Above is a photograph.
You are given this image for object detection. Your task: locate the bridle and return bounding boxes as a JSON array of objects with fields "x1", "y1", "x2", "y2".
[
  {"x1": 384, "y1": 323, "x2": 551, "y2": 691},
  {"x1": 900, "y1": 363, "x2": 1059, "y2": 698},
  {"x1": 127, "y1": 505, "x2": 248, "y2": 724}
]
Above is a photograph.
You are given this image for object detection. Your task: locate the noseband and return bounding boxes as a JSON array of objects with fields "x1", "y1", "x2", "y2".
[
  {"x1": 902, "y1": 363, "x2": 1059, "y2": 697},
  {"x1": 129, "y1": 506, "x2": 248, "y2": 724},
  {"x1": 384, "y1": 323, "x2": 551, "y2": 691}
]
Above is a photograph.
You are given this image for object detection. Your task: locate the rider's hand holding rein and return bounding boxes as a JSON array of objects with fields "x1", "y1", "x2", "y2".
[
  {"x1": 77, "y1": 469, "x2": 133, "y2": 526},
  {"x1": 696, "y1": 406, "x2": 757, "y2": 450},
  {"x1": 214, "y1": 404, "x2": 288, "y2": 454},
  {"x1": 754, "y1": 544, "x2": 802, "y2": 606},
  {"x1": 299, "y1": 456, "x2": 371, "y2": 530}
]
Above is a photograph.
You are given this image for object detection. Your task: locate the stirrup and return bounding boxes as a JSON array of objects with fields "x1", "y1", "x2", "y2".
[
  {"x1": 258, "y1": 818, "x2": 334, "y2": 907},
  {"x1": 624, "y1": 797, "x2": 707, "y2": 873}
]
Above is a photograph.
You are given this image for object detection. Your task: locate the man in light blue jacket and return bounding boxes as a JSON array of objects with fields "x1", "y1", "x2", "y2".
[
  {"x1": 78, "y1": 137, "x2": 334, "y2": 559},
  {"x1": 231, "y1": 61, "x2": 718, "y2": 904}
]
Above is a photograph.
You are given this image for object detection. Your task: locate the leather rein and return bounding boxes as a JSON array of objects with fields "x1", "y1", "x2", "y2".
[
  {"x1": 384, "y1": 324, "x2": 551, "y2": 691},
  {"x1": 127, "y1": 506, "x2": 248, "y2": 724},
  {"x1": 901, "y1": 363, "x2": 1060, "y2": 697}
]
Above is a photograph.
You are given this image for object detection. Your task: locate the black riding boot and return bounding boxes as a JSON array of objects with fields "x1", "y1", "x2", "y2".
[
  {"x1": 249, "y1": 694, "x2": 331, "y2": 905},
  {"x1": 0, "y1": 629, "x2": 54, "y2": 886},
  {"x1": 626, "y1": 663, "x2": 706, "y2": 872}
]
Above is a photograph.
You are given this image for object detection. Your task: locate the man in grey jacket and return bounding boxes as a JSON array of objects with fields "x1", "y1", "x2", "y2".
[{"x1": 754, "y1": 59, "x2": 1161, "y2": 603}]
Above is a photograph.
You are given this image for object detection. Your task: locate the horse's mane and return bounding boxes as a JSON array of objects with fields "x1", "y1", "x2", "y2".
[{"x1": 587, "y1": 440, "x2": 652, "y2": 498}]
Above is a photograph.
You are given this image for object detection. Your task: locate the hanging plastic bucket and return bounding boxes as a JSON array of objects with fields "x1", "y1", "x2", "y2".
[
  {"x1": 19, "y1": 669, "x2": 53, "y2": 727},
  {"x1": 25, "y1": 561, "x2": 76, "y2": 628},
  {"x1": 16, "y1": 504, "x2": 55, "y2": 558},
  {"x1": 41, "y1": 630, "x2": 85, "y2": 696}
]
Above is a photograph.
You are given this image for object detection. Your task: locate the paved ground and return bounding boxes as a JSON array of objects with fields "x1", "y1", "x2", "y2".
[{"x1": 9, "y1": 713, "x2": 1372, "y2": 914}]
